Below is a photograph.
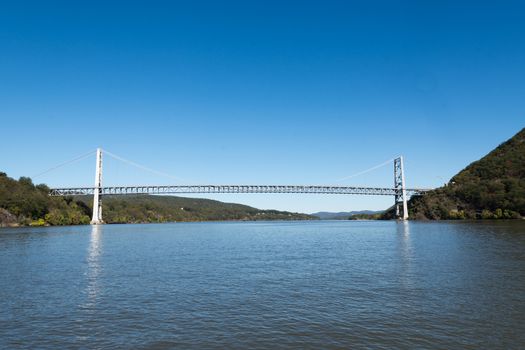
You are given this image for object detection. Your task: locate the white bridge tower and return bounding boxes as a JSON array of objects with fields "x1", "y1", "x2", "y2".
[
  {"x1": 90, "y1": 148, "x2": 104, "y2": 225},
  {"x1": 394, "y1": 156, "x2": 409, "y2": 220}
]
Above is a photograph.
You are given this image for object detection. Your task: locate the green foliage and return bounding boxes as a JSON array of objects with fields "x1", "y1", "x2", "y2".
[
  {"x1": 75, "y1": 195, "x2": 314, "y2": 224},
  {"x1": 348, "y1": 213, "x2": 382, "y2": 220},
  {"x1": 30, "y1": 218, "x2": 46, "y2": 226},
  {"x1": 448, "y1": 210, "x2": 466, "y2": 220},
  {"x1": 396, "y1": 127, "x2": 525, "y2": 220},
  {"x1": 0, "y1": 171, "x2": 313, "y2": 226},
  {"x1": 0, "y1": 173, "x2": 91, "y2": 226}
]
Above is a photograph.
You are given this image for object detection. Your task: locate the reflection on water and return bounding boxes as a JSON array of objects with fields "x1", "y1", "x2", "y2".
[
  {"x1": 396, "y1": 221, "x2": 414, "y2": 289},
  {"x1": 394, "y1": 220, "x2": 412, "y2": 263},
  {"x1": 1, "y1": 221, "x2": 524, "y2": 349},
  {"x1": 398, "y1": 220, "x2": 412, "y2": 258},
  {"x1": 397, "y1": 220, "x2": 411, "y2": 239},
  {"x1": 84, "y1": 225, "x2": 103, "y2": 310}
]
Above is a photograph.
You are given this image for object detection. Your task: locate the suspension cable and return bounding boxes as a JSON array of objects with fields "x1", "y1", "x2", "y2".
[
  {"x1": 32, "y1": 149, "x2": 97, "y2": 179},
  {"x1": 333, "y1": 157, "x2": 397, "y2": 183},
  {"x1": 102, "y1": 149, "x2": 187, "y2": 182}
]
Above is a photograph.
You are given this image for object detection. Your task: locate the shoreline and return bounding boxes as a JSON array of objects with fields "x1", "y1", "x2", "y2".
[{"x1": 3, "y1": 217, "x2": 525, "y2": 229}]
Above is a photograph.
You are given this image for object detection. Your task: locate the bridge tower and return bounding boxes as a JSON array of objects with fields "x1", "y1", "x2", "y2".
[
  {"x1": 394, "y1": 156, "x2": 409, "y2": 220},
  {"x1": 90, "y1": 148, "x2": 104, "y2": 225}
]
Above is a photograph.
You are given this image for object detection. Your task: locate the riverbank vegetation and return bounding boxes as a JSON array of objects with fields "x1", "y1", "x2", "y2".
[
  {"x1": 0, "y1": 172, "x2": 313, "y2": 226},
  {"x1": 383, "y1": 127, "x2": 525, "y2": 220},
  {"x1": 77, "y1": 195, "x2": 314, "y2": 223},
  {"x1": 348, "y1": 212, "x2": 383, "y2": 220},
  {"x1": 0, "y1": 173, "x2": 91, "y2": 226}
]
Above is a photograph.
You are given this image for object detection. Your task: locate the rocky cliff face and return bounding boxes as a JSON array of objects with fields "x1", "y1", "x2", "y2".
[{"x1": 0, "y1": 208, "x2": 18, "y2": 227}]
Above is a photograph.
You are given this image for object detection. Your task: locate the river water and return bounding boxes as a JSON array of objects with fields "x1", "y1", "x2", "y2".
[{"x1": 0, "y1": 221, "x2": 524, "y2": 349}]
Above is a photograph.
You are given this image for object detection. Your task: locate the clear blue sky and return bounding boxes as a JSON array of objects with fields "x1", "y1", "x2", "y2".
[{"x1": 1, "y1": 1, "x2": 524, "y2": 213}]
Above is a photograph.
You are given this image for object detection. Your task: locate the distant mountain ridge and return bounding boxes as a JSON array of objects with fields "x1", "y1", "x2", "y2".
[{"x1": 312, "y1": 210, "x2": 382, "y2": 220}]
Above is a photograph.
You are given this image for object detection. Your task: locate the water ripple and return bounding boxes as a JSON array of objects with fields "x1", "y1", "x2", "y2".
[{"x1": 0, "y1": 221, "x2": 524, "y2": 349}]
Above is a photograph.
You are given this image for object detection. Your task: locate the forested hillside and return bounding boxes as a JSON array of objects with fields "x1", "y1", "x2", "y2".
[
  {"x1": 397, "y1": 127, "x2": 525, "y2": 220},
  {"x1": 76, "y1": 195, "x2": 313, "y2": 223},
  {"x1": 0, "y1": 173, "x2": 91, "y2": 226},
  {"x1": 0, "y1": 172, "x2": 313, "y2": 226}
]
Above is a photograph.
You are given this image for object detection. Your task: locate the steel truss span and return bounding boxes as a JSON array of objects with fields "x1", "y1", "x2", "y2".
[{"x1": 49, "y1": 185, "x2": 430, "y2": 197}]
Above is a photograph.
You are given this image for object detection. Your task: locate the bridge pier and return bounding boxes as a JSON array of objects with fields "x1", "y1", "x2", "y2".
[
  {"x1": 90, "y1": 148, "x2": 104, "y2": 225},
  {"x1": 394, "y1": 156, "x2": 409, "y2": 220}
]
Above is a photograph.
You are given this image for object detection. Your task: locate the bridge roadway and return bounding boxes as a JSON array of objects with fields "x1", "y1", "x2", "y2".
[{"x1": 49, "y1": 185, "x2": 430, "y2": 197}]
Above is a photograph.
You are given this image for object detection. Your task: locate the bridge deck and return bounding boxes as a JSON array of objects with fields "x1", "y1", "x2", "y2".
[{"x1": 49, "y1": 185, "x2": 430, "y2": 196}]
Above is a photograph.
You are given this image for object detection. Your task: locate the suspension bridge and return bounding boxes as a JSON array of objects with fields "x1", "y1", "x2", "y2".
[{"x1": 44, "y1": 149, "x2": 431, "y2": 224}]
